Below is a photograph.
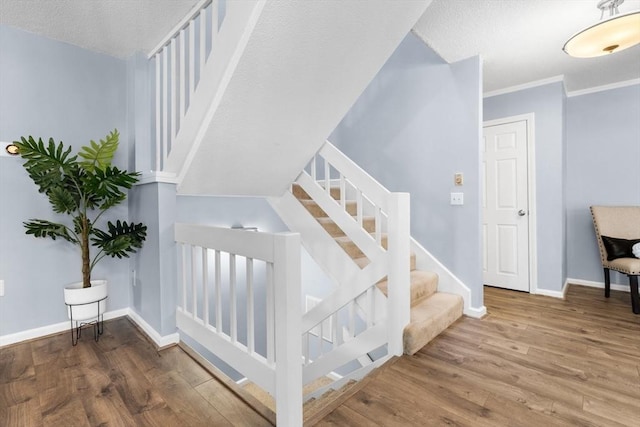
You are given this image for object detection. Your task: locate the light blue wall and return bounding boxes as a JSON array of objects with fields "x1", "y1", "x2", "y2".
[
  {"x1": 484, "y1": 82, "x2": 567, "y2": 292},
  {"x1": 566, "y1": 84, "x2": 640, "y2": 285},
  {"x1": 0, "y1": 25, "x2": 129, "y2": 335},
  {"x1": 330, "y1": 33, "x2": 484, "y2": 307}
]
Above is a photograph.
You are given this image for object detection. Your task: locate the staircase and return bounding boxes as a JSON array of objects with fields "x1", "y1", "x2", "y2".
[
  {"x1": 292, "y1": 184, "x2": 463, "y2": 355},
  {"x1": 146, "y1": 2, "x2": 472, "y2": 425}
]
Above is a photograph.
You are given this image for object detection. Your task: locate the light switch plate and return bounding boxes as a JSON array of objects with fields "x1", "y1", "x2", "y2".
[
  {"x1": 0, "y1": 280, "x2": 4, "y2": 297},
  {"x1": 454, "y1": 173, "x2": 464, "y2": 186},
  {"x1": 450, "y1": 192, "x2": 464, "y2": 205}
]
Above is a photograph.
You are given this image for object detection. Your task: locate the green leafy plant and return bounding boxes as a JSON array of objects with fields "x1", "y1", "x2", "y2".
[{"x1": 15, "y1": 129, "x2": 147, "y2": 288}]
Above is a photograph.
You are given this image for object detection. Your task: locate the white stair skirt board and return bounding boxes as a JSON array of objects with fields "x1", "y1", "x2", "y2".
[
  {"x1": 565, "y1": 278, "x2": 631, "y2": 293},
  {"x1": 0, "y1": 308, "x2": 179, "y2": 349},
  {"x1": 410, "y1": 238, "x2": 484, "y2": 318}
]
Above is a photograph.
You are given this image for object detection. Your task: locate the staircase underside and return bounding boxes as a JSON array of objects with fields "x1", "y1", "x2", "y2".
[{"x1": 173, "y1": 0, "x2": 433, "y2": 196}]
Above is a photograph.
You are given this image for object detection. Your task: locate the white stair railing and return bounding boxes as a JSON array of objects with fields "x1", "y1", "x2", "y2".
[
  {"x1": 175, "y1": 224, "x2": 302, "y2": 426},
  {"x1": 148, "y1": 0, "x2": 223, "y2": 170},
  {"x1": 286, "y1": 140, "x2": 410, "y2": 396}
]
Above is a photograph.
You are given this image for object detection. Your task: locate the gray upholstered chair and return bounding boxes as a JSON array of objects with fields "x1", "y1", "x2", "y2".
[{"x1": 590, "y1": 206, "x2": 640, "y2": 314}]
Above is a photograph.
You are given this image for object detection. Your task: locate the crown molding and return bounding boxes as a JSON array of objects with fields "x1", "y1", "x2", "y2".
[
  {"x1": 483, "y1": 75, "x2": 565, "y2": 98},
  {"x1": 566, "y1": 78, "x2": 640, "y2": 97}
]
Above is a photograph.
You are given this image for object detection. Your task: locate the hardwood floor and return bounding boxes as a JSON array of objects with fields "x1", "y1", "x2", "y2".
[
  {"x1": 318, "y1": 285, "x2": 640, "y2": 427},
  {"x1": 2, "y1": 285, "x2": 639, "y2": 426},
  {"x1": 0, "y1": 317, "x2": 272, "y2": 427}
]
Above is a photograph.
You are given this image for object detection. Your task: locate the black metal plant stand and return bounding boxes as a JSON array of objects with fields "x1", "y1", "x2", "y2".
[{"x1": 66, "y1": 296, "x2": 107, "y2": 346}]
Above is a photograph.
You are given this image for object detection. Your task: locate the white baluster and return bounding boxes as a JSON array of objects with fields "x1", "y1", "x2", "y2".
[
  {"x1": 310, "y1": 156, "x2": 317, "y2": 181},
  {"x1": 246, "y1": 257, "x2": 254, "y2": 354},
  {"x1": 154, "y1": 54, "x2": 161, "y2": 171},
  {"x1": 202, "y1": 247, "x2": 209, "y2": 326},
  {"x1": 199, "y1": 10, "x2": 207, "y2": 78},
  {"x1": 340, "y1": 174, "x2": 346, "y2": 209},
  {"x1": 179, "y1": 29, "x2": 186, "y2": 123},
  {"x1": 356, "y1": 190, "x2": 363, "y2": 226},
  {"x1": 266, "y1": 262, "x2": 274, "y2": 364},
  {"x1": 319, "y1": 321, "x2": 325, "y2": 356},
  {"x1": 375, "y1": 207, "x2": 382, "y2": 245},
  {"x1": 230, "y1": 253, "x2": 237, "y2": 343},
  {"x1": 191, "y1": 246, "x2": 198, "y2": 319},
  {"x1": 181, "y1": 244, "x2": 187, "y2": 310},
  {"x1": 324, "y1": 161, "x2": 330, "y2": 194},
  {"x1": 367, "y1": 287, "x2": 374, "y2": 327},
  {"x1": 189, "y1": 21, "x2": 196, "y2": 98},
  {"x1": 332, "y1": 313, "x2": 339, "y2": 348},
  {"x1": 170, "y1": 38, "x2": 177, "y2": 143},
  {"x1": 215, "y1": 249, "x2": 222, "y2": 333},
  {"x1": 211, "y1": 0, "x2": 218, "y2": 49},
  {"x1": 303, "y1": 333, "x2": 310, "y2": 365},
  {"x1": 162, "y1": 47, "x2": 169, "y2": 168},
  {"x1": 349, "y1": 300, "x2": 356, "y2": 338}
]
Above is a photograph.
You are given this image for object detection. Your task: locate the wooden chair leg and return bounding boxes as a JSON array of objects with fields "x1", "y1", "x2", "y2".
[
  {"x1": 629, "y1": 275, "x2": 639, "y2": 315},
  {"x1": 603, "y1": 268, "x2": 611, "y2": 298}
]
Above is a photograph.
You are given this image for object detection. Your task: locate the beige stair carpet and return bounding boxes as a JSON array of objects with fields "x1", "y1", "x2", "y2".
[{"x1": 292, "y1": 183, "x2": 463, "y2": 355}]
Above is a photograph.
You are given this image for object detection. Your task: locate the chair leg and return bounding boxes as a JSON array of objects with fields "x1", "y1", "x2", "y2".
[
  {"x1": 603, "y1": 268, "x2": 611, "y2": 298},
  {"x1": 629, "y1": 275, "x2": 639, "y2": 315}
]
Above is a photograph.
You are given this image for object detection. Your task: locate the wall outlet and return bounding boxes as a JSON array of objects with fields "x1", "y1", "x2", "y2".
[
  {"x1": 0, "y1": 280, "x2": 4, "y2": 297},
  {"x1": 450, "y1": 192, "x2": 464, "y2": 205},
  {"x1": 454, "y1": 173, "x2": 464, "y2": 186}
]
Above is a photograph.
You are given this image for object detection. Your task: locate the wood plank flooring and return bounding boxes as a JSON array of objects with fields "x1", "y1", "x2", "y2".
[
  {"x1": 2, "y1": 285, "x2": 638, "y2": 426},
  {"x1": 318, "y1": 285, "x2": 640, "y2": 427},
  {"x1": 0, "y1": 317, "x2": 272, "y2": 427}
]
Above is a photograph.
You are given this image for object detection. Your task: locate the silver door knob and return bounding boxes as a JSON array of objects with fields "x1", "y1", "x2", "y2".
[{"x1": 518, "y1": 209, "x2": 526, "y2": 216}]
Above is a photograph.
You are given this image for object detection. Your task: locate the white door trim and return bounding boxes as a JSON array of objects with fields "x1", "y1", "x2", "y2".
[{"x1": 483, "y1": 113, "x2": 538, "y2": 294}]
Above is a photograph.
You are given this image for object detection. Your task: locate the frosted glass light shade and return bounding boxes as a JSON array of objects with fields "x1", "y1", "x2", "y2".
[{"x1": 563, "y1": 10, "x2": 640, "y2": 58}]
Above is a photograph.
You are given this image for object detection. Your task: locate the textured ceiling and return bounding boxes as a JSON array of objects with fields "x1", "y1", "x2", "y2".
[
  {"x1": 0, "y1": 0, "x2": 200, "y2": 58},
  {"x1": 1, "y1": 0, "x2": 638, "y2": 92},
  {"x1": 414, "y1": 0, "x2": 640, "y2": 93}
]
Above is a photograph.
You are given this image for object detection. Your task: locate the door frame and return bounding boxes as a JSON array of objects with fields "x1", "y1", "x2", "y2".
[{"x1": 483, "y1": 113, "x2": 538, "y2": 294}]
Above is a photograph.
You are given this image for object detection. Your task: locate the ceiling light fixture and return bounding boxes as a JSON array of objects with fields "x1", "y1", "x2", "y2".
[{"x1": 563, "y1": 0, "x2": 640, "y2": 58}]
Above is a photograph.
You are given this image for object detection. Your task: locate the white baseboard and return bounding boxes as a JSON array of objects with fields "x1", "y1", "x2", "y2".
[
  {"x1": 127, "y1": 309, "x2": 180, "y2": 348},
  {"x1": 0, "y1": 307, "x2": 180, "y2": 349},
  {"x1": 464, "y1": 305, "x2": 487, "y2": 318},
  {"x1": 534, "y1": 287, "x2": 566, "y2": 299},
  {"x1": 565, "y1": 277, "x2": 630, "y2": 293},
  {"x1": 0, "y1": 308, "x2": 129, "y2": 347}
]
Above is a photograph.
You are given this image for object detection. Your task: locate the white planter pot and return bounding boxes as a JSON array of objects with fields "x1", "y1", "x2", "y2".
[{"x1": 64, "y1": 280, "x2": 108, "y2": 322}]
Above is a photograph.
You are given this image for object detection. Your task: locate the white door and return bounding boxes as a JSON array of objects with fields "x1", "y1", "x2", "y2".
[{"x1": 482, "y1": 120, "x2": 530, "y2": 292}]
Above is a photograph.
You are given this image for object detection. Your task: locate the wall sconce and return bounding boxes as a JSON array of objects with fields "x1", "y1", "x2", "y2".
[{"x1": 5, "y1": 143, "x2": 20, "y2": 156}]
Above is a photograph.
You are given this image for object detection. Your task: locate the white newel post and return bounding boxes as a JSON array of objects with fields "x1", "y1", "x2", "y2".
[
  {"x1": 387, "y1": 192, "x2": 411, "y2": 356},
  {"x1": 273, "y1": 233, "x2": 302, "y2": 426}
]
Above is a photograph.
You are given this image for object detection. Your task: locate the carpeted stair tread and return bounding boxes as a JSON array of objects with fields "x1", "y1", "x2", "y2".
[
  {"x1": 353, "y1": 253, "x2": 417, "y2": 270},
  {"x1": 293, "y1": 183, "x2": 341, "y2": 201},
  {"x1": 403, "y1": 292, "x2": 463, "y2": 355},
  {"x1": 301, "y1": 199, "x2": 357, "y2": 217},
  {"x1": 334, "y1": 233, "x2": 388, "y2": 259},
  {"x1": 317, "y1": 216, "x2": 376, "y2": 237},
  {"x1": 377, "y1": 270, "x2": 438, "y2": 307}
]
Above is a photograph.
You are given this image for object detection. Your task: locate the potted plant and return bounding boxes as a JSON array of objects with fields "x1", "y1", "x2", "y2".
[{"x1": 14, "y1": 129, "x2": 147, "y2": 330}]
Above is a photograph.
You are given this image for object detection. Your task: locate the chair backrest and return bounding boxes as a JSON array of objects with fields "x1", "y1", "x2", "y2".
[{"x1": 590, "y1": 206, "x2": 640, "y2": 263}]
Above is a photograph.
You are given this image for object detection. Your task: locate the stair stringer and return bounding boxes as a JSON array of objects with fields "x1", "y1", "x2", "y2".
[
  {"x1": 163, "y1": 0, "x2": 266, "y2": 177},
  {"x1": 411, "y1": 238, "x2": 486, "y2": 318}
]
